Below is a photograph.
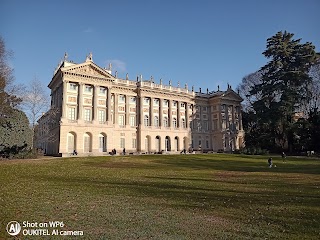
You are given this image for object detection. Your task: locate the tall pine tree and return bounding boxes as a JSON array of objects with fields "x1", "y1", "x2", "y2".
[{"x1": 250, "y1": 31, "x2": 319, "y2": 152}]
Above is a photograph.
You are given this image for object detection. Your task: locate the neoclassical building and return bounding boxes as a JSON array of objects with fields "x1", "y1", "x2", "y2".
[{"x1": 37, "y1": 54, "x2": 244, "y2": 156}]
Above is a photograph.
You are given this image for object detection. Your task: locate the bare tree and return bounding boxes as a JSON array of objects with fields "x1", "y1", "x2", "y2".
[
  {"x1": 0, "y1": 36, "x2": 22, "y2": 119},
  {"x1": 22, "y1": 77, "x2": 50, "y2": 147},
  {"x1": 308, "y1": 62, "x2": 320, "y2": 109},
  {"x1": 236, "y1": 70, "x2": 263, "y2": 112}
]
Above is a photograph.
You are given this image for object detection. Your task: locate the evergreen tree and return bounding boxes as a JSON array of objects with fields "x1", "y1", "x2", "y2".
[
  {"x1": 0, "y1": 109, "x2": 32, "y2": 155},
  {"x1": 250, "y1": 31, "x2": 319, "y2": 152}
]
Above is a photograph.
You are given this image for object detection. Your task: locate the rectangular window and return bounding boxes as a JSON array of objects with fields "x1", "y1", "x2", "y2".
[
  {"x1": 180, "y1": 103, "x2": 185, "y2": 108},
  {"x1": 99, "y1": 87, "x2": 106, "y2": 94},
  {"x1": 98, "y1": 110, "x2": 105, "y2": 122},
  {"x1": 206, "y1": 140, "x2": 209, "y2": 149},
  {"x1": 153, "y1": 99, "x2": 159, "y2": 105},
  {"x1": 203, "y1": 106, "x2": 208, "y2": 112},
  {"x1": 130, "y1": 116, "x2": 136, "y2": 126},
  {"x1": 203, "y1": 121, "x2": 208, "y2": 131},
  {"x1": 163, "y1": 100, "x2": 169, "y2": 107},
  {"x1": 130, "y1": 97, "x2": 136, "y2": 103},
  {"x1": 119, "y1": 95, "x2": 125, "y2": 103},
  {"x1": 69, "y1": 83, "x2": 77, "y2": 90},
  {"x1": 119, "y1": 115, "x2": 125, "y2": 126},
  {"x1": 144, "y1": 98, "x2": 150, "y2": 105},
  {"x1": 84, "y1": 109, "x2": 91, "y2": 121},
  {"x1": 132, "y1": 138, "x2": 137, "y2": 148},
  {"x1": 68, "y1": 107, "x2": 76, "y2": 120},
  {"x1": 85, "y1": 85, "x2": 92, "y2": 92},
  {"x1": 222, "y1": 120, "x2": 226, "y2": 130},
  {"x1": 120, "y1": 138, "x2": 125, "y2": 148}
]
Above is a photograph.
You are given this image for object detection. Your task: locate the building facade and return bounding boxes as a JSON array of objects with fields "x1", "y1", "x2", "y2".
[{"x1": 37, "y1": 54, "x2": 244, "y2": 156}]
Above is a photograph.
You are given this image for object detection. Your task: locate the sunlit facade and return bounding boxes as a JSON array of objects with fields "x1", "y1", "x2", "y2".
[{"x1": 37, "y1": 54, "x2": 244, "y2": 156}]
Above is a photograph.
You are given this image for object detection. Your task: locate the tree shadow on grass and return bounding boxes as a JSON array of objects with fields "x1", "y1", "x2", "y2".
[{"x1": 150, "y1": 155, "x2": 320, "y2": 175}]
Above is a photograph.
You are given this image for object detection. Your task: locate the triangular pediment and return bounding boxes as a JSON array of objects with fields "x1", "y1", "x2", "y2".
[
  {"x1": 62, "y1": 62, "x2": 115, "y2": 79},
  {"x1": 221, "y1": 89, "x2": 243, "y2": 102}
]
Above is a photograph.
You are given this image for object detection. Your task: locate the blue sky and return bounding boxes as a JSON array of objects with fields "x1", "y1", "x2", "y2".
[{"x1": 1, "y1": 0, "x2": 319, "y2": 95}]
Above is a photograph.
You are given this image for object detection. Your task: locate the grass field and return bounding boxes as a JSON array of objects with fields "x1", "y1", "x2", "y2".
[{"x1": 0, "y1": 154, "x2": 319, "y2": 239}]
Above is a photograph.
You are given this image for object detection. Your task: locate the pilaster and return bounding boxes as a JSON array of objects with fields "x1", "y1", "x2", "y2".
[
  {"x1": 107, "y1": 87, "x2": 112, "y2": 123},
  {"x1": 78, "y1": 83, "x2": 84, "y2": 121},
  {"x1": 62, "y1": 80, "x2": 68, "y2": 119}
]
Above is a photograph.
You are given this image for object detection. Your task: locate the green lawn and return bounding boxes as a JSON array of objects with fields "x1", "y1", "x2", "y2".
[{"x1": 0, "y1": 154, "x2": 319, "y2": 239}]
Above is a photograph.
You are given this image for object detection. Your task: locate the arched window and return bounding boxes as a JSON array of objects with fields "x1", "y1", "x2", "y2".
[
  {"x1": 144, "y1": 115, "x2": 149, "y2": 126},
  {"x1": 154, "y1": 116, "x2": 159, "y2": 127},
  {"x1": 67, "y1": 132, "x2": 76, "y2": 153},
  {"x1": 84, "y1": 133, "x2": 92, "y2": 152},
  {"x1": 99, "y1": 133, "x2": 107, "y2": 152},
  {"x1": 155, "y1": 136, "x2": 160, "y2": 152},
  {"x1": 163, "y1": 117, "x2": 168, "y2": 127},
  {"x1": 175, "y1": 136, "x2": 179, "y2": 151},
  {"x1": 173, "y1": 118, "x2": 177, "y2": 128}
]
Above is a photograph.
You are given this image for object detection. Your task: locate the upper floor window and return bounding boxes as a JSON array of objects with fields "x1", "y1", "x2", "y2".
[
  {"x1": 119, "y1": 95, "x2": 125, "y2": 103},
  {"x1": 84, "y1": 109, "x2": 91, "y2": 121},
  {"x1": 130, "y1": 116, "x2": 136, "y2": 127},
  {"x1": 181, "y1": 118, "x2": 186, "y2": 128},
  {"x1": 173, "y1": 101, "x2": 177, "y2": 107},
  {"x1": 69, "y1": 83, "x2": 77, "y2": 91},
  {"x1": 173, "y1": 118, "x2": 177, "y2": 128},
  {"x1": 85, "y1": 85, "x2": 92, "y2": 92},
  {"x1": 144, "y1": 115, "x2": 149, "y2": 126},
  {"x1": 119, "y1": 115, "x2": 125, "y2": 126},
  {"x1": 99, "y1": 87, "x2": 106, "y2": 94},
  {"x1": 153, "y1": 99, "x2": 159, "y2": 106},
  {"x1": 144, "y1": 98, "x2": 150, "y2": 105},
  {"x1": 163, "y1": 100, "x2": 169, "y2": 107},
  {"x1": 154, "y1": 116, "x2": 159, "y2": 127},
  {"x1": 203, "y1": 106, "x2": 208, "y2": 112},
  {"x1": 130, "y1": 97, "x2": 136, "y2": 103},
  {"x1": 180, "y1": 103, "x2": 185, "y2": 108},
  {"x1": 98, "y1": 110, "x2": 105, "y2": 122},
  {"x1": 163, "y1": 117, "x2": 168, "y2": 127},
  {"x1": 68, "y1": 107, "x2": 76, "y2": 120}
]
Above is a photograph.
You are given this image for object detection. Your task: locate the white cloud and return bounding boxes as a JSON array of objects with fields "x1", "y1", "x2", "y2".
[{"x1": 105, "y1": 59, "x2": 127, "y2": 73}]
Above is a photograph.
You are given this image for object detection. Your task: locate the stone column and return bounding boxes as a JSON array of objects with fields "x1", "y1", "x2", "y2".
[
  {"x1": 107, "y1": 87, "x2": 112, "y2": 122},
  {"x1": 93, "y1": 85, "x2": 99, "y2": 122},
  {"x1": 114, "y1": 93, "x2": 118, "y2": 125},
  {"x1": 185, "y1": 103, "x2": 189, "y2": 128},
  {"x1": 125, "y1": 95, "x2": 130, "y2": 125},
  {"x1": 78, "y1": 83, "x2": 84, "y2": 120},
  {"x1": 150, "y1": 97, "x2": 153, "y2": 127},
  {"x1": 239, "y1": 108, "x2": 243, "y2": 130},
  {"x1": 159, "y1": 98, "x2": 163, "y2": 127},
  {"x1": 140, "y1": 96, "x2": 144, "y2": 126},
  {"x1": 168, "y1": 100, "x2": 172, "y2": 128},
  {"x1": 62, "y1": 80, "x2": 68, "y2": 119},
  {"x1": 177, "y1": 101, "x2": 181, "y2": 128},
  {"x1": 232, "y1": 105, "x2": 235, "y2": 131}
]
